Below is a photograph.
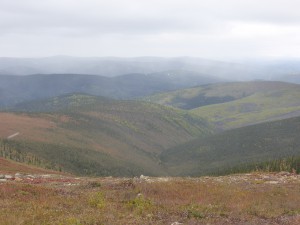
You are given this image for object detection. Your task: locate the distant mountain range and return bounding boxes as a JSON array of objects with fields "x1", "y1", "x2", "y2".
[
  {"x1": 0, "y1": 56, "x2": 256, "y2": 79},
  {"x1": 275, "y1": 74, "x2": 300, "y2": 84},
  {"x1": 0, "y1": 71, "x2": 223, "y2": 108},
  {"x1": 1, "y1": 56, "x2": 300, "y2": 81}
]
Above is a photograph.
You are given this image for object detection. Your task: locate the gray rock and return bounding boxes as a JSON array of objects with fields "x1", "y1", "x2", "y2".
[
  {"x1": 278, "y1": 171, "x2": 290, "y2": 176},
  {"x1": 0, "y1": 174, "x2": 5, "y2": 179},
  {"x1": 15, "y1": 173, "x2": 25, "y2": 178},
  {"x1": 4, "y1": 175, "x2": 13, "y2": 179},
  {"x1": 0, "y1": 179, "x2": 7, "y2": 182}
]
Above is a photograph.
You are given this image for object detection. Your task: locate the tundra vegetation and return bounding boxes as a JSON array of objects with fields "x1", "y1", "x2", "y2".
[{"x1": 0, "y1": 164, "x2": 300, "y2": 225}]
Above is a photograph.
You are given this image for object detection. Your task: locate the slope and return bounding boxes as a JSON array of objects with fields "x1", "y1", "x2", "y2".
[
  {"x1": 0, "y1": 71, "x2": 222, "y2": 108},
  {"x1": 192, "y1": 82, "x2": 300, "y2": 129},
  {"x1": 0, "y1": 157, "x2": 63, "y2": 175},
  {"x1": 1, "y1": 94, "x2": 212, "y2": 176},
  {"x1": 147, "y1": 81, "x2": 300, "y2": 129},
  {"x1": 161, "y1": 116, "x2": 300, "y2": 176}
]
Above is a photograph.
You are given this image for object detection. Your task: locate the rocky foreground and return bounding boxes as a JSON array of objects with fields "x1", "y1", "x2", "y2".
[{"x1": 1, "y1": 172, "x2": 300, "y2": 225}]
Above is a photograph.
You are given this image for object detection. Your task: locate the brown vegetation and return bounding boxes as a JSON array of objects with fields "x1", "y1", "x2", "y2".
[
  {"x1": 0, "y1": 113, "x2": 56, "y2": 141},
  {"x1": 0, "y1": 172, "x2": 300, "y2": 224},
  {"x1": 0, "y1": 157, "x2": 64, "y2": 175}
]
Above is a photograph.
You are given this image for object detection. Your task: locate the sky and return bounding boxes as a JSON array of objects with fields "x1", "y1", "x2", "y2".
[{"x1": 0, "y1": 0, "x2": 300, "y2": 59}]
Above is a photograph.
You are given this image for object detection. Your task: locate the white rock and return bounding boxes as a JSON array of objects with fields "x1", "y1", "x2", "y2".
[
  {"x1": 15, "y1": 173, "x2": 26, "y2": 178},
  {"x1": 157, "y1": 177, "x2": 170, "y2": 182},
  {"x1": 278, "y1": 171, "x2": 290, "y2": 176},
  {"x1": 140, "y1": 175, "x2": 149, "y2": 180},
  {"x1": 266, "y1": 181, "x2": 279, "y2": 184}
]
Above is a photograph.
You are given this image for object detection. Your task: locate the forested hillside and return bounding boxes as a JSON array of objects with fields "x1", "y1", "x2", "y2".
[
  {"x1": 147, "y1": 81, "x2": 300, "y2": 129},
  {"x1": 0, "y1": 94, "x2": 212, "y2": 176},
  {"x1": 0, "y1": 71, "x2": 222, "y2": 108},
  {"x1": 161, "y1": 116, "x2": 300, "y2": 176}
]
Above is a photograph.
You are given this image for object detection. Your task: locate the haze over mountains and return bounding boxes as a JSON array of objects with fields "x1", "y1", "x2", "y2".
[
  {"x1": 1, "y1": 56, "x2": 300, "y2": 177},
  {"x1": 1, "y1": 56, "x2": 300, "y2": 82},
  {"x1": 1, "y1": 56, "x2": 300, "y2": 109},
  {"x1": 3, "y1": 1, "x2": 300, "y2": 223},
  {"x1": 0, "y1": 71, "x2": 222, "y2": 108},
  {"x1": 0, "y1": 56, "x2": 252, "y2": 78}
]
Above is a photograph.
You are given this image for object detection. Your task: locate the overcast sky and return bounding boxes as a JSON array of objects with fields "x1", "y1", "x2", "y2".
[{"x1": 1, "y1": 0, "x2": 300, "y2": 59}]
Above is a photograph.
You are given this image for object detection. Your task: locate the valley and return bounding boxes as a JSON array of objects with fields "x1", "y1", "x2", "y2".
[
  {"x1": 1, "y1": 64, "x2": 300, "y2": 225},
  {"x1": 1, "y1": 78, "x2": 300, "y2": 178},
  {"x1": 2, "y1": 0, "x2": 300, "y2": 224},
  {"x1": 0, "y1": 93, "x2": 212, "y2": 176},
  {"x1": 147, "y1": 81, "x2": 300, "y2": 129}
]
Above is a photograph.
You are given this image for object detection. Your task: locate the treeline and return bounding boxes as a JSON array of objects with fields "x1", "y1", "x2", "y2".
[
  {"x1": 0, "y1": 139, "x2": 61, "y2": 171},
  {"x1": 0, "y1": 139, "x2": 146, "y2": 177},
  {"x1": 214, "y1": 156, "x2": 300, "y2": 176}
]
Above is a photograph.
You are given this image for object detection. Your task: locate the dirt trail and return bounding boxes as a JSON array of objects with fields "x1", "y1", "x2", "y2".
[{"x1": 7, "y1": 132, "x2": 19, "y2": 139}]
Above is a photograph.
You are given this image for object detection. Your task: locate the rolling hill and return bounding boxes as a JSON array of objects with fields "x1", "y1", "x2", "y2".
[
  {"x1": 161, "y1": 115, "x2": 300, "y2": 176},
  {"x1": 146, "y1": 81, "x2": 300, "y2": 129},
  {"x1": 0, "y1": 94, "x2": 212, "y2": 176},
  {"x1": 0, "y1": 71, "x2": 222, "y2": 108}
]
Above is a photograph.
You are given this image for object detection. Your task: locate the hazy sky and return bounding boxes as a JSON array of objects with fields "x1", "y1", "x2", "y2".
[{"x1": 1, "y1": 0, "x2": 300, "y2": 59}]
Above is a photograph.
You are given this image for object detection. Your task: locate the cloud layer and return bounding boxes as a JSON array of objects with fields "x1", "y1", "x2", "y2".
[{"x1": 1, "y1": 0, "x2": 300, "y2": 59}]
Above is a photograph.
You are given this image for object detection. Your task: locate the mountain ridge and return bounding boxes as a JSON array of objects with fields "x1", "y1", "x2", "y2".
[
  {"x1": 0, "y1": 71, "x2": 223, "y2": 108},
  {"x1": 146, "y1": 81, "x2": 300, "y2": 129}
]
